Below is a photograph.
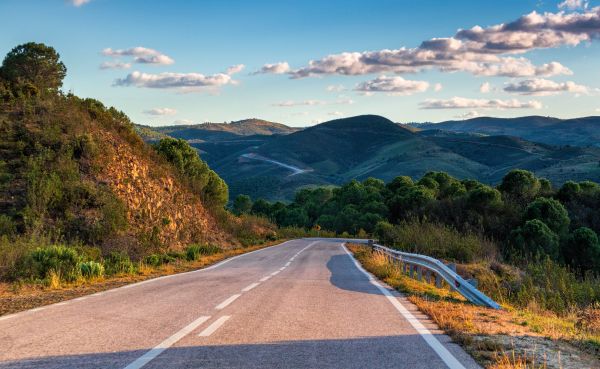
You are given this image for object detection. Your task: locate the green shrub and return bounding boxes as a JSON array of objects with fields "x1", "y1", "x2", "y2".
[
  {"x1": 144, "y1": 253, "x2": 177, "y2": 267},
  {"x1": 79, "y1": 260, "x2": 104, "y2": 279},
  {"x1": 104, "y1": 251, "x2": 135, "y2": 275},
  {"x1": 185, "y1": 243, "x2": 222, "y2": 261},
  {"x1": 26, "y1": 245, "x2": 81, "y2": 282},
  {"x1": 509, "y1": 219, "x2": 560, "y2": 260},
  {"x1": 0, "y1": 215, "x2": 16, "y2": 237}
]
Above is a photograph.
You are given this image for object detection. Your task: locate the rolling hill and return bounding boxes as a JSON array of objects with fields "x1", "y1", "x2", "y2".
[
  {"x1": 140, "y1": 115, "x2": 600, "y2": 201},
  {"x1": 408, "y1": 116, "x2": 600, "y2": 147}
]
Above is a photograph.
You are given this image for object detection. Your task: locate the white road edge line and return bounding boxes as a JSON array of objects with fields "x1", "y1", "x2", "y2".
[
  {"x1": 341, "y1": 243, "x2": 466, "y2": 369},
  {"x1": 123, "y1": 315, "x2": 211, "y2": 369},
  {"x1": 215, "y1": 294, "x2": 241, "y2": 310},
  {"x1": 242, "y1": 282, "x2": 260, "y2": 292},
  {"x1": 198, "y1": 316, "x2": 230, "y2": 337}
]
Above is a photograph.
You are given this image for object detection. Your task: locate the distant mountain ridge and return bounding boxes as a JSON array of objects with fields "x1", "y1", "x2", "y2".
[
  {"x1": 407, "y1": 116, "x2": 600, "y2": 147},
  {"x1": 139, "y1": 115, "x2": 600, "y2": 201},
  {"x1": 136, "y1": 118, "x2": 299, "y2": 143}
]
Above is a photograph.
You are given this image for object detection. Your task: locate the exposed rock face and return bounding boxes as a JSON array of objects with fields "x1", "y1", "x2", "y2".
[{"x1": 98, "y1": 130, "x2": 233, "y2": 251}]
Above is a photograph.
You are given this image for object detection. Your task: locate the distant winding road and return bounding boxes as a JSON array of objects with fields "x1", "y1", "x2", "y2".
[
  {"x1": 0, "y1": 239, "x2": 480, "y2": 369},
  {"x1": 241, "y1": 153, "x2": 311, "y2": 176}
]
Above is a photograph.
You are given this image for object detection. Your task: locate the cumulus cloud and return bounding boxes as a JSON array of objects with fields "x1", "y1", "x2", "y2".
[
  {"x1": 480, "y1": 82, "x2": 491, "y2": 93},
  {"x1": 226, "y1": 64, "x2": 245, "y2": 75},
  {"x1": 114, "y1": 71, "x2": 237, "y2": 90},
  {"x1": 102, "y1": 47, "x2": 174, "y2": 65},
  {"x1": 172, "y1": 119, "x2": 195, "y2": 125},
  {"x1": 272, "y1": 98, "x2": 354, "y2": 107},
  {"x1": 558, "y1": 0, "x2": 588, "y2": 10},
  {"x1": 354, "y1": 75, "x2": 429, "y2": 95},
  {"x1": 455, "y1": 111, "x2": 481, "y2": 119},
  {"x1": 326, "y1": 84, "x2": 346, "y2": 92},
  {"x1": 503, "y1": 78, "x2": 588, "y2": 95},
  {"x1": 99, "y1": 61, "x2": 132, "y2": 70},
  {"x1": 253, "y1": 62, "x2": 291, "y2": 75},
  {"x1": 420, "y1": 97, "x2": 542, "y2": 109},
  {"x1": 434, "y1": 83, "x2": 443, "y2": 92},
  {"x1": 143, "y1": 107, "x2": 177, "y2": 116},
  {"x1": 68, "y1": 0, "x2": 91, "y2": 6},
  {"x1": 286, "y1": 8, "x2": 600, "y2": 79}
]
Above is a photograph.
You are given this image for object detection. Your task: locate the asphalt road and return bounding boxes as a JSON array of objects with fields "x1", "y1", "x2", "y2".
[{"x1": 0, "y1": 239, "x2": 480, "y2": 369}]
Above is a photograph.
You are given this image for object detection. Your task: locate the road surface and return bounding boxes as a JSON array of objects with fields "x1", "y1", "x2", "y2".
[
  {"x1": 0, "y1": 239, "x2": 480, "y2": 369},
  {"x1": 240, "y1": 153, "x2": 310, "y2": 176}
]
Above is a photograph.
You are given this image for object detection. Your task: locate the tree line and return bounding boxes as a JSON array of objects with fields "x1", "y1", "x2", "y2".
[{"x1": 233, "y1": 170, "x2": 600, "y2": 273}]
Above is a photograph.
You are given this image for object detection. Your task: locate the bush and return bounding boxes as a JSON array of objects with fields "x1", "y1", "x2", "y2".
[
  {"x1": 564, "y1": 227, "x2": 600, "y2": 273},
  {"x1": 509, "y1": 219, "x2": 560, "y2": 260},
  {"x1": 0, "y1": 215, "x2": 16, "y2": 237},
  {"x1": 524, "y1": 197, "x2": 570, "y2": 236},
  {"x1": 79, "y1": 260, "x2": 104, "y2": 279},
  {"x1": 144, "y1": 253, "x2": 177, "y2": 267},
  {"x1": 25, "y1": 245, "x2": 81, "y2": 282},
  {"x1": 185, "y1": 243, "x2": 222, "y2": 261},
  {"x1": 104, "y1": 251, "x2": 135, "y2": 275}
]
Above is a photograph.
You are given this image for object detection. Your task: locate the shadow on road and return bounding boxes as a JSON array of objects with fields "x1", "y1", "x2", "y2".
[
  {"x1": 326, "y1": 254, "x2": 384, "y2": 296},
  {"x1": 0, "y1": 335, "x2": 458, "y2": 369}
]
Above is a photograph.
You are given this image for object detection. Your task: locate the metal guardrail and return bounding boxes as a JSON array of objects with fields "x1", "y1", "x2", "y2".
[{"x1": 350, "y1": 239, "x2": 501, "y2": 310}]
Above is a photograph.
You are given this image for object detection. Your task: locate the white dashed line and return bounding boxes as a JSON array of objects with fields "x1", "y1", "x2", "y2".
[
  {"x1": 198, "y1": 316, "x2": 230, "y2": 337},
  {"x1": 259, "y1": 276, "x2": 271, "y2": 282},
  {"x1": 123, "y1": 316, "x2": 211, "y2": 369},
  {"x1": 285, "y1": 261, "x2": 291, "y2": 267},
  {"x1": 215, "y1": 294, "x2": 241, "y2": 310},
  {"x1": 242, "y1": 282, "x2": 260, "y2": 292},
  {"x1": 271, "y1": 271, "x2": 280, "y2": 276}
]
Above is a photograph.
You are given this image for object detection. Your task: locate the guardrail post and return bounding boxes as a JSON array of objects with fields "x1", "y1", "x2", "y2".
[
  {"x1": 425, "y1": 270, "x2": 431, "y2": 284},
  {"x1": 446, "y1": 263, "x2": 456, "y2": 272},
  {"x1": 435, "y1": 274, "x2": 442, "y2": 288},
  {"x1": 417, "y1": 266, "x2": 422, "y2": 281},
  {"x1": 368, "y1": 239, "x2": 374, "y2": 248},
  {"x1": 467, "y1": 278, "x2": 478, "y2": 289}
]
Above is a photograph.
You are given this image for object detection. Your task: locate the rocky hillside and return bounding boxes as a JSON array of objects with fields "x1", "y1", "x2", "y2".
[{"x1": 0, "y1": 43, "x2": 234, "y2": 255}]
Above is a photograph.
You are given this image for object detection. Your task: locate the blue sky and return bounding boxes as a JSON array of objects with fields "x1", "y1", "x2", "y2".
[{"x1": 1, "y1": 0, "x2": 600, "y2": 126}]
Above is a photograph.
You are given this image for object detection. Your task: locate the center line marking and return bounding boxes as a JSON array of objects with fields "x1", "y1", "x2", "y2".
[
  {"x1": 259, "y1": 276, "x2": 271, "y2": 282},
  {"x1": 123, "y1": 315, "x2": 211, "y2": 369},
  {"x1": 242, "y1": 282, "x2": 259, "y2": 292},
  {"x1": 279, "y1": 266, "x2": 286, "y2": 271},
  {"x1": 285, "y1": 261, "x2": 291, "y2": 266},
  {"x1": 215, "y1": 294, "x2": 241, "y2": 310},
  {"x1": 271, "y1": 271, "x2": 280, "y2": 276},
  {"x1": 198, "y1": 316, "x2": 230, "y2": 337}
]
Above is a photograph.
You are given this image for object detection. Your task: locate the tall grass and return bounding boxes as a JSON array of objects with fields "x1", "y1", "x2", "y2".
[{"x1": 376, "y1": 220, "x2": 497, "y2": 263}]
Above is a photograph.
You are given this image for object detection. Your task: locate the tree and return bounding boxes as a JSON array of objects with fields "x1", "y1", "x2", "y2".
[
  {"x1": 232, "y1": 194, "x2": 252, "y2": 215},
  {"x1": 498, "y1": 169, "x2": 540, "y2": 203},
  {"x1": 564, "y1": 227, "x2": 600, "y2": 272},
  {"x1": 250, "y1": 199, "x2": 272, "y2": 218},
  {"x1": 524, "y1": 197, "x2": 570, "y2": 236},
  {"x1": 509, "y1": 219, "x2": 560, "y2": 260},
  {"x1": 0, "y1": 42, "x2": 67, "y2": 93}
]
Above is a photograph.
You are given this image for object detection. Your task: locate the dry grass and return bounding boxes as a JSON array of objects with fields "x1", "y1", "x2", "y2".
[
  {"x1": 0, "y1": 240, "x2": 285, "y2": 316},
  {"x1": 348, "y1": 244, "x2": 600, "y2": 369}
]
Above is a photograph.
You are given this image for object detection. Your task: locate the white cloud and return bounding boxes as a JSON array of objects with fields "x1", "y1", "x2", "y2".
[
  {"x1": 99, "y1": 61, "x2": 132, "y2": 70},
  {"x1": 226, "y1": 64, "x2": 245, "y2": 75},
  {"x1": 143, "y1": 107, "x2": 177, "y2": 116},
  {"x1": 558, "y1": 0, "x2": 588, "y2": 10},
  {"x1": 328, "y1": 111, "x2": 344, "y2": 116},
  {"x1": 286, "y1": 8, "x2": 600, "y2": 79},
  {"x1": 503, "y1": 78, "x2": 588, "y2": 95},
  {"x1": 114, "y1": 71, "x2": 237, "y2": 90},
  {"x1": 68, "y1": 0, "x2": 91, "y2": 7},
  {"x1": 253, "y1": 62, "x2": 291, "y2": 75},
  {"x1": 455, "y1": 111, "x2": 481, "y2": 119},
  {"x1": 272, "y1": 98, "x2": 353, "y2": 107},
  {"x1": 354, "y1": 75, "x2": 429, "y2": 95},
  {"x1": 102, "y1": 47, "x2": 174, "y2": 65},
  {"x1": 420, "y1": 97, "x2": 543, "y2": 109},
  {"x1": 433, "y1": 83, "x2": 443, "y2": 92},
  {"x1": 326, "y1": 84, "x2": 346, "y2": 92},
  {"x1": 480, "y1": 82, "x2": 491, "y2": 93},
  {"x1": 172, "y1": 119, "x2": 195, "y2": 125}
]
